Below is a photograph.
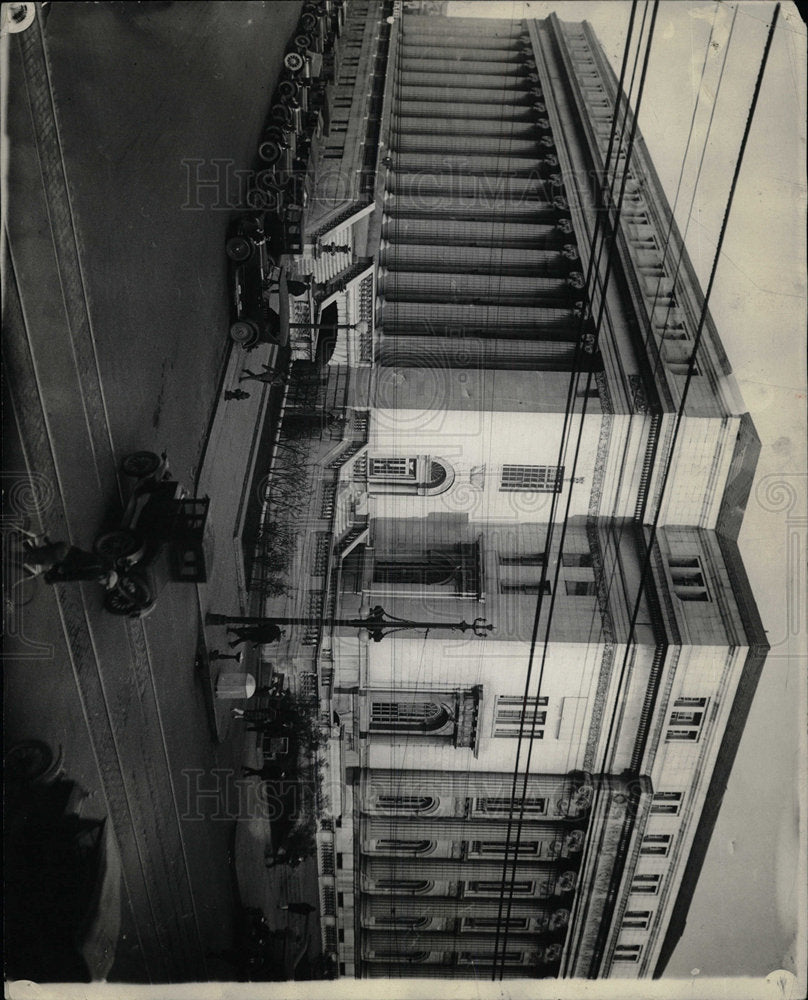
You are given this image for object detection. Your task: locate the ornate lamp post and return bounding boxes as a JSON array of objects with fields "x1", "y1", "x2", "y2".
[{"x1": 206, "y1": 605, "x2": 494, "y2": 642}]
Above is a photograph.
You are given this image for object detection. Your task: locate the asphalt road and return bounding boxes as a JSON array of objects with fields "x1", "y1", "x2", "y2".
[{"x1": 3, "y1": 1, "x2": 302, "y2": 983}]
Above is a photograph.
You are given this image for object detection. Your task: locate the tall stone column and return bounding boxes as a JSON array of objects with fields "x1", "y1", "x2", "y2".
[
  {"x1": 380, "y1": 244, "x2": 578, "y2": 277},
  {"x1": 383, "y1": 218, "x2": 566, "y2": 248},
  {"x1": 396, "y1": 100, "x2": 539, "y2": 120},
  {"x1": 385, "y1": 194, "x2": 563, "y2": 222},
  {"x1": 378, "y1": 271, "x2": 575, "y2": 305},
  {"x1": 400, "y1": 71, "x2": 535, "y2": 91}
]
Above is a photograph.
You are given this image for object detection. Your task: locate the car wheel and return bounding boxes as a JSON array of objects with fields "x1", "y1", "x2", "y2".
[
  {"x1": 94, "y1": 528, "x2": 142, "y2": 561},
  {"x1": 226, "y1": 236, "x2": 253, "y2": 262},
  {"x1": 300, "y1": 13, "x2": 318, "y2": 32},
  {"x1": 264, "y1": 124, "x2": 290, "y2": 142},
  {"x1": 121, "y1": 450, "x2": 161, "y2": 477},
  {"x1": 104, "y1": 572, "x2": 154, "y2": 617},
  {"x1": 270, "y1": 102, "x2": 293, "y2": 122},
  {"x1": 277, "y1": 80, "x2": 298, "y2": 101},
  {"x1": 283, "y1": 51, "x2": 305, "y2": 73},
  {"x1": 230, "y1": 320, "x2": 259, "y2": 346},
  {"x1": 5, "y1": 740, "x2": 55, "y2": 784},
  {"x1": 258, "y1": 140, "x2": 282, "y2": 165},
  {"x1": 294, "y1": 34, "x2": 314, "y2": 52}
]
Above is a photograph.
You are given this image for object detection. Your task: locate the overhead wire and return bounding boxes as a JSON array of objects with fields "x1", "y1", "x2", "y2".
[{"x1": 492, "y1": 1, "x2": 651, "y2": 976}]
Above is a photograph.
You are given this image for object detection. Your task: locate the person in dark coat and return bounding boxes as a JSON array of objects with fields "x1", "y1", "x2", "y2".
[
  {"x1": 227, "y1": 623, "x2": 286, "y2": 648},
  {"x1": 278, "y1": 902, "x2": 316, "y2": 915}
]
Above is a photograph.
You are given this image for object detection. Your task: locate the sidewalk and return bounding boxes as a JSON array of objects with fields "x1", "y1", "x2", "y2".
[{"x1": 194, "y1": 335, "x2": 287, "y2": 744}]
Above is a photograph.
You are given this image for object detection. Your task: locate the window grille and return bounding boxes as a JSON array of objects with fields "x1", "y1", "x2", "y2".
[
  {"x1": 375, "y1": 839, "x2": 432, "y2": 854},
  {"x1": 322, "y1": 886, "x2": 337, "y2": 915},
  {"x1": 470, "y1": 840, "x2": 540, "y2": 856},
  {"x1": 500, "y1": 464, "x2": 564, "y2": 492},
  {"x1": 666, "y1": 697, "x2": 708, "y2": 741},
  {"x1": 467, "y1": 880, "x2": 533, "y2": 895},
  {"x1": 476, "y1": 796, "x2": 546, "y2": 816},
  {"x1": 494, "y1": 696, "x2": 547, "y2": 739},
  {"x1": 369, "y1": 457, "x2": 416, "y2": 479},
  {"x1": 376, "y1": 795, "x2": 436, "y2": 813}
]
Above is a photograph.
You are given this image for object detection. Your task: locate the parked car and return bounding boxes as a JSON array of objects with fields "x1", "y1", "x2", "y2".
[{"x1": 225, "y1": 214, "x2": 289, "y2": 348}]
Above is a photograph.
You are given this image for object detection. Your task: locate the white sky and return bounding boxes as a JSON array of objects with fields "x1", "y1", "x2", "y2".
[{"x1": 447, "y1": 0, "x2": 807, "y2": 987}]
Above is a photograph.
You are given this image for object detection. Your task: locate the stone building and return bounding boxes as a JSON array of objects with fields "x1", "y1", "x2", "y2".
[{"x1": 265, "y1": 5, "x2": 767, "y2": 980}]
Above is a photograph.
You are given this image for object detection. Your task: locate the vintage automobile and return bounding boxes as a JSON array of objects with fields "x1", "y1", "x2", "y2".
[
  {"x1": 93, "y1": 451, "x2": 211, "y2": 617},
  {"x1": 225, "y1": 213, "x2": 290, "y2": 349}
]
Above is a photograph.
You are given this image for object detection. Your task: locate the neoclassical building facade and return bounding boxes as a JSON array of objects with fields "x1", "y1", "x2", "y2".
[{"x1": 267, "y1": 5, "x2": 767, "y2": 981}]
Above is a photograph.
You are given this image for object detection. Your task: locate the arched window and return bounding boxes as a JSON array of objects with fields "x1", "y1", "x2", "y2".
[
  {"x1": 374, "y1": 915, "x2": 431, "y2": 929},
  {"x1": 370, "y1": 700, "x2": 452, "y2": 734},
  {"x1": 374, "y1": 839, "x2": 434, "y2": 855},
  {"x1": 374, "y1": 879, "x2": 433, "y2": 894},
  {"x1": 376, "y1": 795, "x2": 437, "y2": 814},
  {"x1": 373, "y1": 542, "x2": 481, "y2": 598},
  {"x1": 367, "y1": 455, "x2": 455, "y2": 496}
]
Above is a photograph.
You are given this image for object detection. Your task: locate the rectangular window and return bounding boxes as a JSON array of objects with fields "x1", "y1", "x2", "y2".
[
  {"x1": 464, "y1": 916, "x2": 529, "y2": 931},
  {"x1": 561, "y1": 552, "x2": 593, "y2": 567},
  {"x1": 668, "y1": 556, "x2": 710, "y2": 602},
  {"x1": 565, "y1": 580, "x2": 597, "y2": 596},
  {"x1": 651, "y1": 791, "x2": 682, "y2": 815},
  {"x1": 467, "y1": 880, "x2": 533, "y2": 896},
  {"x1": 614, "y1": 944, "x2": 642, "y2": 962},
  {"x1": 470, "y1": 840, "x2": 540, "y2": 856},
  {"x1": 500, "y1": 465, "x2": 564, "y2": 492},
  {"x1": 368, "y1": 457, "x2": 416, "y2": 480},
  {"x1": 622, "y1": 910, "x2": 652, "y2": 930},
  {"x1": 666, "y1": 729, "x2": 699, "y2": 741},
  {"x1": 631, "y1": 874, "x2": 661, "y2": 895},
  {"x1": 501, "y1": 581, "x2": 551, "y2": 596},
  {"x1": 665, "y1": 697, "x2": 708, "y2": 742},
  {"x1": 459, "y1": 951, "x2": 523, "y2": 964},
  {"x1": 476, "y1": 796, "x2": 547, "y2": 816},
  {"x1": 641, "y1": 834, "x2": 672, "y2": 856},
  {"x1": 494, "y1": 696, "x2": 548, "y2": 739},
  {"x1": 499, "y1": 553, "x2": 545, "y2": 566},
  {"x1": 499, "y1": 553, "x2": 549, "y2": 597}
]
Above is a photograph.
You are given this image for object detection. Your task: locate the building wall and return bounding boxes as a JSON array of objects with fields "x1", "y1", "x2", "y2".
[{"x1": 313, "y1": 7, "x2": 768, "y2": 982}]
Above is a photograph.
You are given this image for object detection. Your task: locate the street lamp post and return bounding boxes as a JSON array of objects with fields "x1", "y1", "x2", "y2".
[{"x1": 206, "y1": 605, "x2": 494, "y2": 642}]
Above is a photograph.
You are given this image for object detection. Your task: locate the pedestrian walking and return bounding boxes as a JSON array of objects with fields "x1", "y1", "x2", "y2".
[
  {"x1": 278, "y1": 902, "x2": 316, "y2": 915},
  {"x1": 238, "y1": 368, "x2": 285, "y2": 386},
  {"x1": 227, "y1": 623, "x2": 286, "y2": 647}
]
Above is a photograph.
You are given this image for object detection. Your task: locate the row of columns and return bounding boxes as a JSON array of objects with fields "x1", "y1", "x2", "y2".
[{"x1": 377, "y1": 18, "x2": 590, "y2": 372}]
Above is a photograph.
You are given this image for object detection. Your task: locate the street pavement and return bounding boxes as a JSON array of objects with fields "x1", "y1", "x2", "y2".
[{"x1": 3, "y1": 1, "x2": 307, "y2": 983}]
